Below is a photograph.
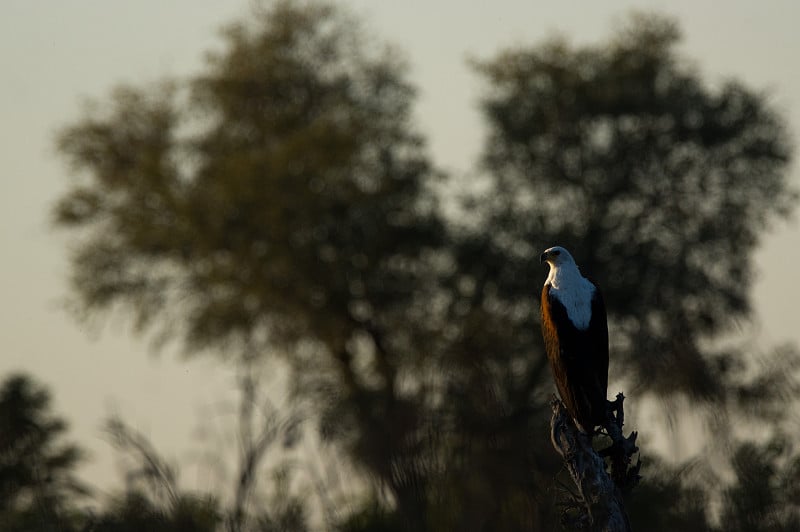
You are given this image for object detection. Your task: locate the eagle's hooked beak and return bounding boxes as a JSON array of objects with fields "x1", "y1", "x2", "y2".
[{"x1": 540, "y1": 251, "x2": 549, "y2": 264}]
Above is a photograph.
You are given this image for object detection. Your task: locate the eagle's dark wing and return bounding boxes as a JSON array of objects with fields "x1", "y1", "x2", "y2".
[
  {"x1": 588, "y1": 284, "x2": 609, "y2": 404},
  {"x1": 541, "y1": 284, "x2": 609, "y2": 431}
]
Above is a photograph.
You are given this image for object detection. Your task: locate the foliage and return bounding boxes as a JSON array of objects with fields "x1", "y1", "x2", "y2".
[
  {"x1": 52, "y1": 2, "x2": 797, "y2": 531},
  {"x1": 55, "y1": 0, "x2": 443, "y2": 357},
  {"x1": 718, "y1": 437, "x2": 800, "y2": 532},
  {"x1": 56, "y1": 0, "x2": 444, "y2": 527},
  {"x1": 472, "y1": 13, "x2": 795, "y2": 400},
  {"x1": 336, "y1": 501, "x2": 404, "y2": 532},
  {"x1": 625, "y1": 458, "x2": 712, "y2": 532},
  {"x1": 86, "y1": 491, "x2": 221, "y2": 532},
  {"x1": 0, "y1": 373, "x2": 86, "y2": 530},
  {"x1": 102, "y1": 366, "x2": 307, "y2": 532}
]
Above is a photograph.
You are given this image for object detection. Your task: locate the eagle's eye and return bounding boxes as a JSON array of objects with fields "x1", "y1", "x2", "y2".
[{"x1": 552, "y1": 250, "x2": 561, "y2": 256}]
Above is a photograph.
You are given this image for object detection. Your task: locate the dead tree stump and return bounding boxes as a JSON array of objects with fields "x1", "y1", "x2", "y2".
[{"x1": 549, "y1": 393, "x2": 640, "y2": 531}]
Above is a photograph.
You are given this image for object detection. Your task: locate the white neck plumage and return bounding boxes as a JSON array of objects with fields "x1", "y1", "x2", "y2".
[{"x1": 546, "y1": 263, "x2": 595, "y2": 330}]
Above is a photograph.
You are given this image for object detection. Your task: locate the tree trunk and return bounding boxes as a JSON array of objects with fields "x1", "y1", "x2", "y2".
[{"x1": 549, "y1": 394, "x2": 639, "y2": 531}]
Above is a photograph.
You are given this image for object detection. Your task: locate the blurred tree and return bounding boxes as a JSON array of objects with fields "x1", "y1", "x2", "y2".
[
  {"x1": 428, "y1": 11, "x2": 796, "y2": 529},
  {"x1": 0, "y1": 373, "x2": 86, "y2": 531},
  {"x1": 56, "y1": 0, "x2": 442, "y2": 528},
  {"x1": 625, "y1": 457, "x2": 713, "y2": 532},
  {"x1": 718, "y1": 437, "x2": 800, "y2": 532},
  {"x1": 472, "y1": 13, "x2": 795, "y2": 400},
  {"x1": 86, "y1": 490, "x2": 220, "y2": 532},
  {"x1": 454, "y1": 13, "x2": 797, "y2": 528},
  {"x1": 336, "y1": 501, "x2": 404, "y2": 532},
  {"x1": 102, "y1": 364, "x2": 306, "y2": 532},
  {"x1": 54, "y1": 2, "x2": 797, "y2": 530}
]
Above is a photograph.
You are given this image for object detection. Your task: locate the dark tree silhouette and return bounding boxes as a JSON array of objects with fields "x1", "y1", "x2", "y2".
[
  {"x1": 56, "y1": 1, "x2": 442, "y2": 528},
  {"x1": 464, "y1": 14, "x2": 796, "y2": 529},
  {"x1": 53, "y1": 3, "x2": 797, "y2": 531},
  {"x1": 625, "y1": 456, "x2": 713, "y2": 532},
  {"x1": 718, "y1": 437, "x2": 800, "y2": 532},
  {"x1": 472, "y1": 13, "x2": 795, "y2": 400},
  {"x1": 85, "y1": 490, "x2": 220, "y2": 532},
  {"x1": 0, "y1": 374, "x2": 86, "y2": 531}
]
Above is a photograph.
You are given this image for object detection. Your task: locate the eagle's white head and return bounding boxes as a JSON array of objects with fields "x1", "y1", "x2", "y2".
[
  {"x1": 540, "y1": 245, "x2": 577, "y2": 271},
  {"x1": 540, "y1": 246, "x2": 583, "y2": 287},
  {"x1": 540, "y1": 245, "x2": 595, "y2": 328}
]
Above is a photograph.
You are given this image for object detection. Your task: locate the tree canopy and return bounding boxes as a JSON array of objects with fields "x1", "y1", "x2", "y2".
[
  {"x1": 0, "y1": 374, "x2": 86, "y2": 530},
  {"x1": 472, "y1": 14, "x2": 795, "y2": 399},
  {"x1": 53, "y1": 2, "x2": 797, "y2": 530}
]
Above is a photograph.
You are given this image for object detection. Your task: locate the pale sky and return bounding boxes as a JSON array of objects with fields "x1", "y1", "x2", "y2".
[{"x1": 2, "y1": 0, "x2": 799, "y2": 495}]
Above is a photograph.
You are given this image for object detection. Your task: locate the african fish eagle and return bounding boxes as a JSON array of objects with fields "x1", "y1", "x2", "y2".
[{"x1": 540, "y1": 246, "x2": 609, "y2": 433}]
